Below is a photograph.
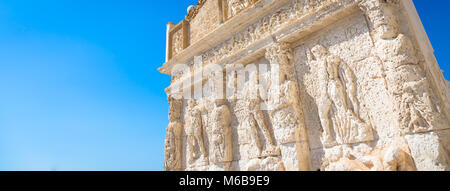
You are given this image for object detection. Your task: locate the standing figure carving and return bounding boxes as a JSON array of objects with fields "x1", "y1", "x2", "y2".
[
  {"x1": 359, "y1": 0, "x2": 448, "y2": 133},
  {"x1": 164, "y1": 122, "x2": 182, "y2": 170},
  {"x1": 266, "y1": 42, "x2": 303, "y2": 144},
  {"x1": 265, "y1": 42, "x2": 310, "y2": 170},
  {"x1": 307, "y1": 45, "x2": 373, "y2": 147},
  {"x1": 210, "y1": 99, "x2": 233, "y2": 166},
  {"x1": 242, "y1": 71, "x2": 278, "y2": 157},
  {"x1": 164, "y1": 95, "x2": 183, "y2": 171},
  {"x1": 186, "y1": 100, "x2": 208, "y2": 165}
]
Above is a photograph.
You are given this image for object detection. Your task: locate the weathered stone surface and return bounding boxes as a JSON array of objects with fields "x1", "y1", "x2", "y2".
[
  {"x1": 405, "y1": 131, "x2": 450, "y2": 171},
  {"x1": 188, "y1": 0, "x2": 222, "y2": 44},
  {"x1": 161, "y1": 0, "x2": 450, "y2": 171}
]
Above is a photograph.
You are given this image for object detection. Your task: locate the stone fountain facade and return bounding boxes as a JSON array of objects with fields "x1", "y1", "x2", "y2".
[{"x1": 159, "y1": 0, "x2": 450, "y2": 171}]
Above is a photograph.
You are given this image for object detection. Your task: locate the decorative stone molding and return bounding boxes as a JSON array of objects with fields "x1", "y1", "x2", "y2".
[{"x1": 198, "y1": 0, "x2": 339, "y2": 71}]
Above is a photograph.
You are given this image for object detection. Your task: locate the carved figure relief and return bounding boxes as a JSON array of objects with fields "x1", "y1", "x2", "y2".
[
  {"x1": 172, "y1": 30, "x2": 183, "y2": 56},
  {"x1": 242, "y1": 71, "x2": 278, "y2": 157},
  {"x1": 164, "y1": 121, "x2": 183, "y2": 171},
  {"x1": 265, "y1": 42, "x2": 310, "y2": 170},
  {"x1": 162, "y1": 0, "x2": 450, "y2": 171},
  {"x1": 200, "y1": 0, "x2": 337, "y2": 68},
  {"x1": 307, "y1": 45, "x2": 373, "y2": 147},
  {"x1": 360, "y1": 0, "x2": 448, "y2": 133},
  {"x1": 168, "y1": 20, "x2": 188, "y2": 59},
  {"x1": 210, "y1": 99, "x2": 233, "y2": 164},
  {"x1": 228, "y1": 0, "x2": 252, "y2": 17},
  {"x1": 186, "y1": 100, "x2": 208, "y2": 165},
  {"x1": 266, "y1": 42, "x2": 304, "y2": 144},
  {"x1": 168, "y1": 95, "x2": 183, "y2": 122},
  {"x1": 164, "y1": 95, "x2": 183, "y2": 171}
]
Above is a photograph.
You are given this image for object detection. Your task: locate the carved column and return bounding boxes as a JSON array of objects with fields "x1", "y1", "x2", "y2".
[
  {"x1": 360, "y1": 0, "x2": 450, "y2": 170},
  {"x1": 265, "y1": 42, "x2": 311, "y2": 171}
]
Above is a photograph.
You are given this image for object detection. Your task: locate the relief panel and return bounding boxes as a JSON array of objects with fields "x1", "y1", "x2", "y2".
[
  {"x1": 294, "y1": 12, "x2": 377, "y2": 151},
  {"x1": 189, "y1": 0, "x2": 223, "y2": 44},
  {"x1": 168, "y1": 20, "x2": 189, "y2": 59},
  {"x1": 222, "y1": 0, "x2": 258, "y2": 21}
]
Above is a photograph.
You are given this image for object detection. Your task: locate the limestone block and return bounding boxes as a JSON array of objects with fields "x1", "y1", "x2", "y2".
[{"x1": 406, "y1": 131, "x2": 450, "y2": 171}]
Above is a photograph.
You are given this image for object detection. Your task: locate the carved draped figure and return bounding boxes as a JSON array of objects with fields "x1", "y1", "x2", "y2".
[
  {"x1": 164, "y1": 122, "x2": 182, "y2": 171},
  {"x1": 210, "y1": 103, "x2": 233, "y2": 164},
  {"x1": 242, "y1": 71, "x2": 277, "y2": 157},
  {"x1": 360, "y1": 0, "x2": 448, "y2": 134},
  {"x1": 308, "y1": 44, "x2": 373, "y2": 147},
  {"x1": 185, "y1": 100, "x2": 208, "y2": 166}
]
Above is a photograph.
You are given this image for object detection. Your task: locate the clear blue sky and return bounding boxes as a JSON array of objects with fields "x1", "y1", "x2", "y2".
[{"x1": 0, "y1": 1, "x2": 448, "y2": 171}]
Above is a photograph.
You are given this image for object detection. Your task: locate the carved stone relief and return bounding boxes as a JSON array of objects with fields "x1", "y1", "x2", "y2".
[
  {"x1": 168, "y1": 20, "x2": 188, "y2": 59},
  {"x1": 162, "y1": 0, "x2": 450, "y2": 171},
  {"x1": 172, "y1": 30, "x2": 184, "y2": 57},
  {"x1": 289, "y1": 6, "x2": 433, "y2": 170},
  {"x1": 210, "y1": 99, "x2": 233, "y2": 165},
  {"x1": 307, "y1": 45, "x2": 373, "y2": 147},
  {"x1": 185, "y1": 100, "x2": 209, "y2": 166},
  {"x1": 223, "y1": 0, "x2": 256, "y2": 20},
  {"x1": 199, "y1": 0, "x2": 338, "y2": 67},
  {"x1": 164, "y1": 95, "x2": 183, "y2": 171},
  {"x1": 164, "y1": 121, "x2": 183, "y2": 171},
  {"x1": 360, "y1": 0, "x2": 448, "y2": 134},
  {"x1": 229, "y1": 0, "x2": 250, "y2": 17},
  {"x1": 242, "y1": 71, "x2": 279, "y2": 158},
  {"x1": 189, "y1": 0, "x2": 222, "y2": 44},
  {"x1": 359, "y1": 0, "x2": 450, "y2": 170},
  {"x1": 265, "y1": 42, "x2": 310, "y2": 170}
]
